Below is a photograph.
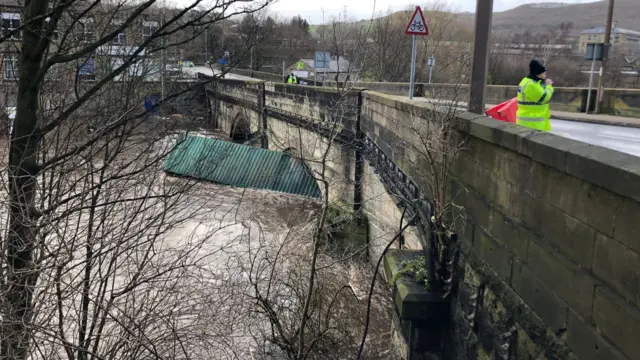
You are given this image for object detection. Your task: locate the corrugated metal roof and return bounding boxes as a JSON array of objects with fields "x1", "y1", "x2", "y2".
[
  {"x1": 300, "y1": 57, "x2": 353, "y2": 73},
  {"x1": 581, "y1": 27, "x2": 640, "y2": 37},
  {"x1": 164, "y1": 136, "x2": 321, "y2": 199}
]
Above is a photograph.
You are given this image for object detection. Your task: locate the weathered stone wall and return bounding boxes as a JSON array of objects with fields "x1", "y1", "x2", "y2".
[
  {"x1": 362, "y1": 90, "x2": 639, "y2": 360},
  {"x1": 209, "y1": 79, "x2": 263, "y2": 138},
  {"x1": 264, "y1": 83, "x2": 360, "y2": 206},
  {"x1": 210, "y1": 80, "x2": 640, "y2": 360},
  {"x1": 211, "y1": 81, "x2": 361, "y2": 206},
  {"x1": 360, "y1": 160, "x2": 422, "y2": 262}
]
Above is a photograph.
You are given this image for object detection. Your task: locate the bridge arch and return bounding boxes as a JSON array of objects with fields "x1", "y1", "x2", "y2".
[{"x1": 230, "y1": 112, "x2": 251, "y2": 142}]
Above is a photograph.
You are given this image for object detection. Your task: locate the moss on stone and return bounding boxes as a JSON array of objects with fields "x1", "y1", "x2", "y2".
[
  {"x1": 460, "y1": 240, "x2": 575, "y2": 360},
  {"x1": 321, "y1": 205, "x2": 368, "y2": 259}
]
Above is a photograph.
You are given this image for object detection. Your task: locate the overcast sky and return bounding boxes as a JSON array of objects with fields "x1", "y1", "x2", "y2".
[{"x1": 268, "y1": 0, "x2": 601, "y2": 23}]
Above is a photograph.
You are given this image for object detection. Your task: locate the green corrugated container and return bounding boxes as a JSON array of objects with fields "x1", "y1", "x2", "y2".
[{"x1": 164, "y1": 136, "x2": 321, "y2": 199}]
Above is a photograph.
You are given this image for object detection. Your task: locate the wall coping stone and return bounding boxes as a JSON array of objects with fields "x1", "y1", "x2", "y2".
[
  {"x1": 363, "y1": 91, "x2": 640, "y2": 202},
  {"x1": 273, "y1": 82, "x2": 367, "y2": 95},
  {"x1": 217, "y1": 78, "x2": 265, "y2": 86}
]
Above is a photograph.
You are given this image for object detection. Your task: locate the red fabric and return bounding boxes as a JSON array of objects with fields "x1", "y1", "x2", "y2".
[{"x1": 485, "y1": 98, "x2": 517, "y2": 123}]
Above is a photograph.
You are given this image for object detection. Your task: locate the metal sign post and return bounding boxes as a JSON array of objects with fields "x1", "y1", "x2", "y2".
[
  {"x1": 427, "y1": 56, "x2": 435, "y2": 84},
  {"x1": 585, "y1": 43, "x2": 604, "y2": 114},
  {"x1": 409, "y1": 35, "x2": 417, "y2": 98},
  {"x1": 405, "y1": 6, "x2": 429, "y2": 99}
]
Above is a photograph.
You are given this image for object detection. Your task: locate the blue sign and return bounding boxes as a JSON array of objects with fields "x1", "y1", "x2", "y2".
[
  {"x1": 79, "y1": 57, "x2": 95, "y2": 75},
  {"x1": 313, "y1": 51, "x2": 330, "y2": 69},
  {"x1": 144, "y1": 93, "x2": 162, "y2": 111},
  {"x1": 218, "y1": 58, "x2": 228, "y2": 65}
]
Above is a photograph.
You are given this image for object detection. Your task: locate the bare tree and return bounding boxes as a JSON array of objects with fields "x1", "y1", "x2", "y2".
[
  {"x1": 539, "y1": 22, "x2": 573, "y2": 66},
  {"x1": 0, "y1": 0, "x2": 272, "y2": 358},
  {"x1": 364, "y1": 9, "x2": 413, "y2": 81},
  {"x1": 414, "y1": 1, "x2": 472, "y2": 83},
  {"x1": 205, "y1": 59, "x2": 398, "y2": 357}
]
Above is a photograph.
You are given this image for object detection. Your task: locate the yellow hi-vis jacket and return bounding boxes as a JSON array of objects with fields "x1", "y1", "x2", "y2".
[
  {"x1": 287, "y1": 75, "x2": 298, "y2": 84},
  {"x1": 516, "y1": 77, "x2": 554, "y2": 132}
]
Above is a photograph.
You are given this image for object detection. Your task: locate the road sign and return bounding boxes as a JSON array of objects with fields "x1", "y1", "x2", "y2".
[
  {"x1": 406, "y1": 6, "x2": 428, "y2": 98},
  {"x1": 405, "y1": 6, "x2": 429, "y2": 36},
  {"x1": 296, "y1": 61, "x2": 305, "y2": 70},
  {"x1": 314, "y1": 51, "x2": 330, "y2": 69},
  {"x1": 585, "y1": 43, "x2": 606, "y2": 61}
]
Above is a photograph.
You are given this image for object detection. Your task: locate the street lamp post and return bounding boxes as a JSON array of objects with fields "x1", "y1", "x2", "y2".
[
  {"x1": 468, "y1": 0, "x2": 494, "y2": 114},
  {"x1": 595, "y1": 0, "x2": 615, "y2": 114}
]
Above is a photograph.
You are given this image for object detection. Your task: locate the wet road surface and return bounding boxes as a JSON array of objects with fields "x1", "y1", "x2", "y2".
[{"x1": 551, "y1": 119, "x2": 640, "y2": 157}]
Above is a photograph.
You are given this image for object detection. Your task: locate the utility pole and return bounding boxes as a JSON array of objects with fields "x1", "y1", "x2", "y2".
[
  {"x1": 221, "y1": 7, "x2": 225, "y2": 52},
  {"x1": 204, "y1": 26, "x2": 208, "y2": 63},
  {"x1": 160, "y1": 0, "x2": 166, "y2": 100},
  {"x1": 468, "y1": 0, "x2": 494, "y2": 114},
  {"x1": 595, "y1": 0, "x2": 615, "y2": 114}
]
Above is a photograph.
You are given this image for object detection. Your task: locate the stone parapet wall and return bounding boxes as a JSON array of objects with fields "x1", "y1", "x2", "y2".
[
  {"x1": 363, "y1": 91, "x2": 639, "y2": 360},
  {"x1": 209, "y1": 79, "x2": 640, "y2": 360}
]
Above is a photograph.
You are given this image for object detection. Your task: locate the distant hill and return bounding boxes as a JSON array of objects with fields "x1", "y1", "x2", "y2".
[
  {"x1": 311, "y1": 0, "x2": 640, "y2": 38},
  {"x1": 488, "y1": 0, "x2": 640, "y2": 33}
]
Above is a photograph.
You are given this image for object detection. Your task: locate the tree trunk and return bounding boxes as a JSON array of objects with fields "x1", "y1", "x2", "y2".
[{"x1": 2, "y1": 0, "x2": 48, "y2": 357}]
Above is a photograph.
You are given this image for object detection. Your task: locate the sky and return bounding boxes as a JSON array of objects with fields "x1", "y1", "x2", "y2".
[{"x1": 268, "y1": 0, "x2": 601, "y2": 23}]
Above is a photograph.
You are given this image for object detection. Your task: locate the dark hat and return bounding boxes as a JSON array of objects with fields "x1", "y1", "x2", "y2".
[{"x1": 529, "y1": 59, "x2": 546, "y2": 76}]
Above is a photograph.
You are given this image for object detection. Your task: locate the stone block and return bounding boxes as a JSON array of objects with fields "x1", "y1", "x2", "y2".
[
  {"x1": 466, "y1": 137, "x2": 503, "y2": 170},
  {"x1": 515, "y1": 132, "x2": 581, "y2": 172},
  {"x1": 492, "y1": 147, "x2": 533, "y2": 189},
  {"x1": 460, "y1": 187, "x2": 493, "y2": 234},
  {"x1": 526, "y1": 162, "x2": 618, "y2": 237},
  {"x1": 511, "y1": 260, "x2": 569, "y2": 332},
  {"x1": 473, "y1": 229, "x2": 513, "y2": 283},
  {"x1": 566, "y1": 308, "x2": 629, "y2": 360},
  {"x1": 613, "y1": 197, "x2": 640, "y2": 253},
  {"x1": 482, "y1": 122, "x2": 535, "y2": 153},
  {"x1": 593, "y1": 287, "x2": 640, "y2": 360},
  {"x1": 563, "y1": 143, "x2": 640, "y2": 203},
  {"x1": 462, "y1": 116, "x2": 504, "y2": 144},
  {"x1": 455, "y1": 155, "x2": 521, "y2": 220},
  {"x1": 596, "y1": 231, "x2": 640, "y2": 302},
  {"x1": 519, "y1": 192, "x2": 596, "y2": 268},
  {"x1": 513, "y1": 323, "x2": 545, "y2": 360},
  {"x1": 486, "y1": 215, "x2": 532, "y2": 261},
  {"x1": 527, "y1": 241, "x2": 598, "y2": 319}
]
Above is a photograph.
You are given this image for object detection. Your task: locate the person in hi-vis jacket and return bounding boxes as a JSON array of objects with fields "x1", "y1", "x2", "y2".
[{"x1": 516, "y1": 59, "x2": 555, "y2": 131}]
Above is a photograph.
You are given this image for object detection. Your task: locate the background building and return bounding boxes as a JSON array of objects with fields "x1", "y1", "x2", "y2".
[{"x1": 579, "y1": 24, "x2": 640, "y2": 55}]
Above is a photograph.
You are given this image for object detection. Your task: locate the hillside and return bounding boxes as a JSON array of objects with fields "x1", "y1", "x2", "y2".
[
  {"x1": 489, "y1": 0, "x2": 640, "y2": 33},
  {"x1": 311, "y1": 0, "x2": 640, "y2": 38}
]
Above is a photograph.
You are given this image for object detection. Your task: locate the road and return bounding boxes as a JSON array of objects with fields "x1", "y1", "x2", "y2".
[
  {"x1": 184, "y1": 65, "x2": 254, "y2": 81},
  {"x1": 551, "y1": 119, "x2": 640, "y2": 157},
  {"x1": 408, "y1": 96, "x2": 640, "y2": 157}
]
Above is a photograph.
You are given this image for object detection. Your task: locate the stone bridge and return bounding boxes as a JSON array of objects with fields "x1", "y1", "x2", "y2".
[{"x1": 205, "y1": 78, "x2": 639, "y2": 360}]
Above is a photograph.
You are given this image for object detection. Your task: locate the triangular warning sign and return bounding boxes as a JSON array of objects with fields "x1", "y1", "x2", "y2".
[{"x1": 405, "y1": 6, "x2": 429, "y2": 36}]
